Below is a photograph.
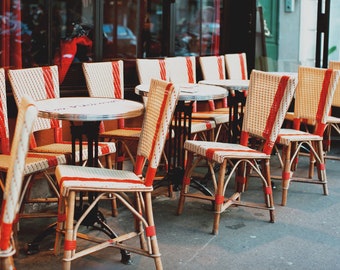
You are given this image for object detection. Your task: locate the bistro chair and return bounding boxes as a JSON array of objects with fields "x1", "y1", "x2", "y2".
[
  {"x1": 177, "y1": 70, "x2": 297, "y2": 235},
  {"x1": 0, "y1": 68, "x2": 66, "y2": 252},
  {"x1": 274, "y1": 66, "x2": 340, "y2": 206},
  {"x1": 224, "y1": 52, "x2": 248, "y2": 80},
  {"x1": 224, "y1": 53, "x2": 249, "y2": 142},
  {"x1": 165, "y1": 56, "x2": 217, "y2": 141},
  {"x1": 0, "y1": 96, "x2": 38, "y2": 270},
  {"x1": 83, "y1": 60, "x2": 143, "y2": 171},
  {"x1": 8, "y1": 66, "x2": 116, "y2": 168},
  {"x1": 324, "y1": 61, "x2": 340, "y2": 159},
  {"x1": 198, "y1": 55, "x2": 230, "y2": 141},
  {"x1": 53, "y1": 79, "x2": 179, "y2": 270}
]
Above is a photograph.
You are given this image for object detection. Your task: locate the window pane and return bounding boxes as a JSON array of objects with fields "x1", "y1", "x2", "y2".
[
  {"x1": 103, "y1": 0, "x2": 138, "y2": 59},
  {"x1": 175, "y1": 0, "x2": 220, "y2": 56},
  {"x1": 143, "y1": 2, "x2": 163, "y2": 57}
]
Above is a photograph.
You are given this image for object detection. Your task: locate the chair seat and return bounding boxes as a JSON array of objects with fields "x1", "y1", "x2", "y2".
[
  {"x1": 0, "y1": 152, "x2": 67, "y2": 175},
  {"x1": 100, "y1": 127, "x2": 141, "y2": 139},
  {"x1": 184, "y1": 140, "x2": 269, "y2": 163},
  {"x1": 56, "y1": 165, "x2": 152, "y2": 196},
  {"x1": 277, "y1": 128, "x2": 323, "y2": 145},
  {"x1": 31, "y1": 141, "x2": 116, "y2": 162},
  {"x1": 327, "y1": 115, "x2": 340, "y2": 124},
  {"x1": 190, "y1": 120, "x2": 216, "y2": 133},
  {"x1": 191, "y1": 111, "x2": 229, "y2": 124}
]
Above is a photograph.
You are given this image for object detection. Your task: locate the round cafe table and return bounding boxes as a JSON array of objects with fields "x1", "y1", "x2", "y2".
[{"x1": 30, "y1": 97, "x2": 144, "y2": 258}]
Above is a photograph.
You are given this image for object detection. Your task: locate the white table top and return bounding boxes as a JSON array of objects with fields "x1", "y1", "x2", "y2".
[
  {"x1": 135, "y1": 83, "x2": 227, "y2": 101},
  {"x1": 36, "y1": 97, "x2": 144, "y2": 121},
  {"x1": 199, "y1": 79, "x2": 249, "y2": 91}
]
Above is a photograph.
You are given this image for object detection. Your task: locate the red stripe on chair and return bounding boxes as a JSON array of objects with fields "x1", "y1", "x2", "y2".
[
  {"x1": 262, "y1": 76, "x2": 290, "y2": 154},
  {"x1": 0, "y1": 221, "x2": 12, "y2": 250},
  {"x1": 205, "y1": 121, "x2": 213, "y2": 129},
  {"x1": 208, "y1": 99, "x2": 215, "y2": 111},
  {"x1": 318, "y1": 163, "x2": 325, "y2": 170},
  {"x1": 159, "y1": 59, "x2": 167, "y2": 80},
  {"x1": 27, "y1": 153, "x2": 59, "y2": 167},
  {"x1": 217, "y1": 56, "x2": 224, "y2": 79},
  {"x1": 282, "y1": 171, "x2": 290, "y2": 180},
  {"x1": 185, "y1": 57, "x2": 195, "y2": 83},
  {"x1": 57, "y1": 214, "x2": 66, "y2": 222},
  {"x1": 315, "y1": 123, "x2": 327, "y2": 136},
  {"x1": 240, "y1": 131, "x2": 249, "y2": 146},
  {"x1": 64, "y1": 240, "x2": 77, "y2": 251},
  {"x1": 316, "y1": 69, "x2": 332, "y2": 125},
  {"x1": 0, "y1": 101, "x2": 10, "y2": 154},
  {"x1": 134, "y1": 155, "x2": 145, "y2": 176},
  {"x1": 238, "y1": 54, "x2": 247, "y2": 80},
  {"x1": 112, "y1": 62, "x2": 122, "y2": 99},
  {"x1": 145, "y1": 83, "x2": 172, "y2": 186},
  {"x1": 42, "y1": 67, "x2": 62, "y2": 142},
  {"x1": 183, "y1": 176, "x2": 191, "y2": 185},
  {"x1": 98, "y1": 143, "x2": 109, "y2": 154},
  {"x1": 264, "y1": 186, "x2": 272, "y2": 195},
  {"x1": 215, "y1": 194, "x2": 224, "y2": 204},
  {"x1": 145, "y1": 167, "x2": 157, "y2": 186},
  {"x1": 146, "y1": 226, "x2": 156, "y2": 237}
]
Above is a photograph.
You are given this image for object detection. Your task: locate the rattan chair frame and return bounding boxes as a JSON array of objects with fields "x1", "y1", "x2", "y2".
[{"x1": 177, "y1": 70, "x2": 297, "y2": 235}]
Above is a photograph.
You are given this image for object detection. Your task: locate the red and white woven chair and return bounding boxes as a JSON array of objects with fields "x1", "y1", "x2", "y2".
[
  {"x1": 165, "y1": 56, "x2": 216, "y2": 141},
  {"x1": 8, "y1": 66, "x2": 116, "y2": 167},
  {"x1": 324, "y1": 61, "x2": 340, "y2": 159},
  {"x1": 198, "y1": 55, "x2": 230, "y2": 141},
  {"x1": 224, "y1": 52, "x2": 248, "y2": 80},
  {"x1": 274, "y1": 66, "x2": 340, "y2": 206},
  {"x1": 177, "y1": 70, "x2": 297, "y2": 235},
  {"x1": 83, "y1": 60, "x2": 143, "y2": 170},
  {"x1": 0, "y1": 69, "x2": 66, "y2": 242},
  {"x1": 0, "y1": 96, "x2": 38, "y2": 270},
  {"x1": 53, "y1": 79, "x2": 179, "y2": 270}
]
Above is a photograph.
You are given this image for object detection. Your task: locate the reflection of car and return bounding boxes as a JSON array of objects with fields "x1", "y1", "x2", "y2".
[{"x1": 103, "y1": 24, "x2": 136, "y2": 57}]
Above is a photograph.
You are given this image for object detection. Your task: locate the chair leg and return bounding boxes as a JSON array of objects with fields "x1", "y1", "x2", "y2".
[
  {"x1": 54, "y1": 195, "x2": 66, "y2": 255},
  {"x1": 144, "y1": 192, "x2": 163, "y2": 270},
  {"x1": 177, "y1": 152, "x2": 195, "y2": 215},
  {"x1": 262, "y1": 159, "x2": 275, "y2": 223},
  {"x1": 63, "y1": 191, "x2": 76, "y2": 270},
  {"x1": 281, "y1": 144, "x2": 292, "y2": 206},
  {"x1": 212, "y1": 159, "x2": 227, "y2": 235},
  {"x1": 315, "y1": 140, "x2": 328, "y2": 195}
]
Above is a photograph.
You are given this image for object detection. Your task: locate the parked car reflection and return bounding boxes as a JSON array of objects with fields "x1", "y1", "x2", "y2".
[{"x1": 103, "y1": 24, "x2": 136, "y2": 58}]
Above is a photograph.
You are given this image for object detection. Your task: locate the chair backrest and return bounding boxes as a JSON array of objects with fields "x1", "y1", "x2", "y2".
[
  {"x1": 0, "y1": 96, "x2": 37, "y2": 258},
  {"x1": 134, "y1": 79, "x2": 179, "y2": 186},
  {"x1": 328, "y1": 61, "x2": 340, "y2": 107},
  {"x1": 241, "y1": 70, "x2": 297, "y2": 154},
  {"x1": 82, "y1": 60, "x2": 124, "y2": 99},
  {"x1": 224, "y1": 53, "x2": 248, "y2": 80},
  {"x1": 8, "y1": 66, "x2": 62, "y2": 147},
  {"x1": 165, "y1": 56, "x2": 196, "y2": 84},
  {"x1": 0, "y1": 68, "x2": 10, "y2": 154},
  {"x1": 82, "y1": 61, "x2": 125, "y2": 130},
  {"x1": 136, "y1": 58, "x2": 169, "y2": 85},
  {"x1": 199, "y1": 55, "x2": 226, "y2": 80},
  {"x1": 293, "y1": 66, "x2": 340, "y2": 136}
]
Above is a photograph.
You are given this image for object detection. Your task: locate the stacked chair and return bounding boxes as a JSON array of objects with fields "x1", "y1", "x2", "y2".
[
  {"x1": 197, "y1": 55, "x2": 230, "y2": 141},
  {"x1": 177, "y1": 70, "x2": 297, "y2": 234},
  {"x1": 8, "y1": 66, "x2": 116, "y2": 167},
  {"x1": 0, "y1": 96, "x2": 38, "y2": 270},
  {"x1": 273, "y1": 66, "x2": 340, "y2": 206},
  {"x1": 53, "y1": 79, "x2": 179, "y2": 270}
]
